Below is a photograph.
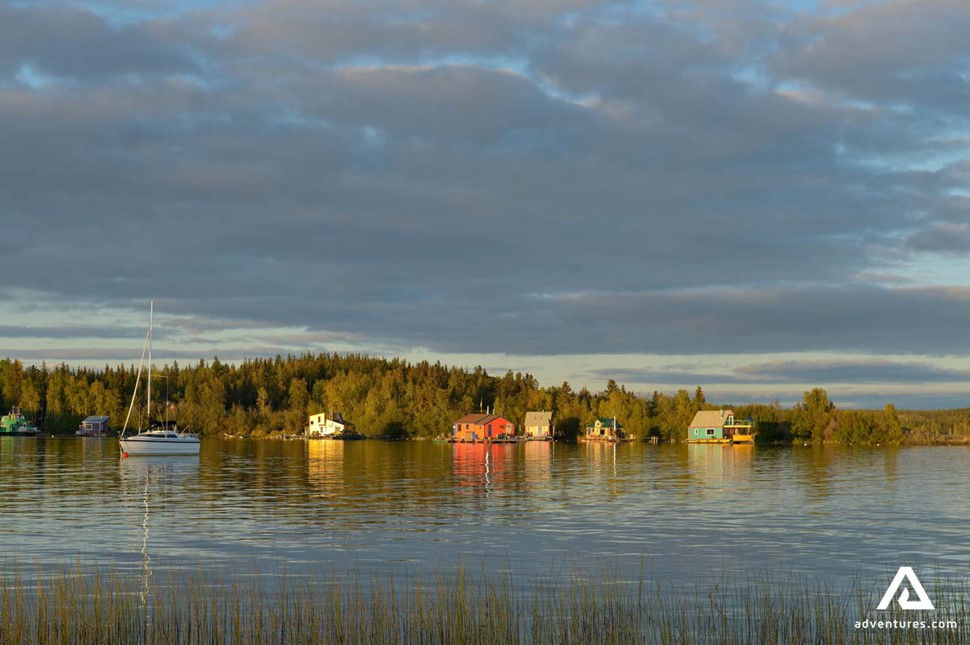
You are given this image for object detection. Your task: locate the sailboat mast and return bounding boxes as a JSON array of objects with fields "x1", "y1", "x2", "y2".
[{"x1": 148, "y1": 301, "x2": 153, "y2": 425}]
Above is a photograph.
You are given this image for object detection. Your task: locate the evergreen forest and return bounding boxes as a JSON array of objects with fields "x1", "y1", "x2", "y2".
[{"x1": 2, "y1": 355, "x2": 968, "y2": 445}]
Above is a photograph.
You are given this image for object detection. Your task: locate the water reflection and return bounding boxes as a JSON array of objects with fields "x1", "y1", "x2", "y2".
[
  {"x1": 883, "y1": 447, "x2": 899, "y2": 490},
  {"x1": 452, "y1": 443, "x2": 515, "y2": 498},
  {"x1": 687, "y1": 444, "x2": 726, "y2": 495},
  {"x1": 521, "y1": 441, "x2": 553, "y2": 495},
  {"x1": 790, "y1": 445, "x2": 837, "y2": 501},
  {"x1": 0, "y1": 440, "x2": 968, "y2": 588},
  {"x1": 119, "y1": 456, "x2": 200, "y2": 584},
  {"x1": 582, "y1": 442, "x2": 622, "y2": 499},
  {"x1": 306, "y1": 439, "x2": 345, "y2": 498}
]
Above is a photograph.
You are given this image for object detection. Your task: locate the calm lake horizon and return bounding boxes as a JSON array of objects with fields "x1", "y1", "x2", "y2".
[{"x1": 2, "y1": 437, "x2": 967, "y2": 597}]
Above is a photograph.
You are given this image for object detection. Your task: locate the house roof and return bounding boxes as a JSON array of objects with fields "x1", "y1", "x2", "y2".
[
  {"x1": 455, "y1": 413, "x2": 511, "y2": 425},
  {"x1": 587, "y1": 417, "x2": 623, "y2": 429},
  {"x1": 82, "y1": 416, "x2": 109, "y2": 423},
  {"x1": 524, "y1": 411, "x2": 553, "y2": 426},
  {"x1": 689, "y1": 410, "x2": 736, "y2": 429}
]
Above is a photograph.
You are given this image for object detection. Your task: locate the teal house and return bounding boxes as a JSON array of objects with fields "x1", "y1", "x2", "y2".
[{"x1": 687, "y1": 410, "x2": 754, "y2": 444}]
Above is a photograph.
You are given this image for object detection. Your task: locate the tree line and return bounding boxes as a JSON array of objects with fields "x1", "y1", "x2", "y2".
[{"x1": 1, "y1": 356, "x2": 967, "y2": 444}]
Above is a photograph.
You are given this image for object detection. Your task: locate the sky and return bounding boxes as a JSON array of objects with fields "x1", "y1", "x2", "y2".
[{"x1": 2, "y1": 0, "x2": 969, "y2": 409}]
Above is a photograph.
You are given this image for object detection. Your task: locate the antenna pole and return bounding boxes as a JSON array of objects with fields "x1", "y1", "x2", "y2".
[{"x1": 148, "y1": 301, "x2": 153, "y2": 426}]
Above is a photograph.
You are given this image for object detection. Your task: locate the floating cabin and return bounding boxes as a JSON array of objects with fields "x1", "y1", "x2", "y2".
[
  {"x1": 307, "y1": 412, "x2": 361, "y2": 439},
  {"x1": 452, "y1": 413, "x2": 516, "y2": 443},
  {"x1": 1, "y1": 407, "x2": 38, "y2": 435},
  {"x1": 687, "y1": 410, "x2": 755, "y2": 444},
  {"x1": 523, "y1": 411, "x2": 554, "y2": 440},
  {"x1": 582, "y1": 417, "x2": 627, "y2": 442},
  {"x1": 77, "y1": 415, "x2": 110, "y2": 436}
]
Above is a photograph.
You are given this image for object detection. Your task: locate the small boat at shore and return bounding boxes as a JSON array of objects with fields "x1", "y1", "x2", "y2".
[{"x1": 119, "y1": 303, "x2": 200, "y2": 457}]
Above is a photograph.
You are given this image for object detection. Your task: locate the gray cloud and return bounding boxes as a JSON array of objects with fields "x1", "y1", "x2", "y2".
[
  {"x1": 773, "y1": 0, "x2": 970, "y2": 109},
  {"x1": 735, "y1": 359, "x2": 970, "y2": 384},
  {"x1": 1, "y1": 0, "x2": 970, "y2": 407},
  {"x1": 689, "y1": 389, "x2": 970, "y2": 412},
  {"x1": 906, "y1": 223, "x2": 970, "y2": 254},
  {"x1": 0, "y1": 324, "x2": 133, "y2": 339},
  {"x1": 0, "y1": 4, "x2": 203, "y2": 81},
  {"x1": 580, "y1": 358, "x2": 970, "y2": 388}
]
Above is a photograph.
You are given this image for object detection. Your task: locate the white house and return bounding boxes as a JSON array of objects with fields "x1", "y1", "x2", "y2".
[
  {"x1": 307, "y1": 412, "x2": 353, "y2": 437},
  {"x1": 524, "y1": 411, "x2": 554, "y2": 439}
]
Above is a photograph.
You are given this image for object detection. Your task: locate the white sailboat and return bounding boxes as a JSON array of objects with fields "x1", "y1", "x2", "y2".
[{"x1": 119, "y1": 302, "x2": 200, "y2": 456}]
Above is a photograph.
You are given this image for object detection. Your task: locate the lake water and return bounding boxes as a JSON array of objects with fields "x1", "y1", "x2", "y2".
[{"x1": 1, "y1": 438, "x2": 968, "y2": 594}]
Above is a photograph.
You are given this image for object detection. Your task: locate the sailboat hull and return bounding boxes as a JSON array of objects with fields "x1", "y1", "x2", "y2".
[{"x1": 120, "y1": 436, "x2": 200, "y2": 456}]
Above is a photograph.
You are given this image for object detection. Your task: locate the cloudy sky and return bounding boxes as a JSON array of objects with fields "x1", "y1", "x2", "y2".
[{"x1": 2, "y1": 0, "x2": 969, "y2": 408}]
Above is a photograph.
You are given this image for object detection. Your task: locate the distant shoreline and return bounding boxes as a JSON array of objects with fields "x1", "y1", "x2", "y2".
[{"x1": 8, "y1": 433, "x2": 970, "y2": 446}]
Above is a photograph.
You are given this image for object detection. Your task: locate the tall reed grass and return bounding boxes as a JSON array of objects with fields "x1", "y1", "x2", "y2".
[{"x1": 1, "y1": 562, "x2": 968, "y2": 644}]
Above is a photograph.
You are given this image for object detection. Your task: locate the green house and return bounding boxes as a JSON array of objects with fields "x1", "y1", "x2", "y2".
[
  {"x1": 1, "y1": 407, "x2": 38, "y2": 435},
  {"x1": 687, "y1": 410, "x2": 754, "y2": 443}
]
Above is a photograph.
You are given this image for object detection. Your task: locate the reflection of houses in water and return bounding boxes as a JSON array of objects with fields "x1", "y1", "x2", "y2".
[
  {"x1": 306, "y1": 439, "x2": 345, "y2": 494},
  {"x1": 522, "y1": 440, "x2": 553, "y2": 491},
  {"x1": 583, "y1": 440, "x2": 618, "y2": 467},
  {"x1": 686, "y1": 444, "x2": 728, "y2": 499},
  {"x1": 452, "y1": 443, "x2": 514, "y2": 496},
  {"x1": 686, "y1": 443, "x2": 755, "y2": 497},
  {"x1": 688, "y1": 443, "x2": 726, "y2": 468},
  {"x1": 582, "y1": 441, "x2": 622, "y2": 498}
]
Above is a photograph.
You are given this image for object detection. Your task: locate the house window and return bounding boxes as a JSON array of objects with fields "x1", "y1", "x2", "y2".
[{"x1": 707, "y1": 429, "x2": 715, "y2": 436}]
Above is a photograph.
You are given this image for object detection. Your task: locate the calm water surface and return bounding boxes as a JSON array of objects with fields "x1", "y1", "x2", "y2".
[{"x1": 1, "y1": 438, "x2": 967, "y2": 589}]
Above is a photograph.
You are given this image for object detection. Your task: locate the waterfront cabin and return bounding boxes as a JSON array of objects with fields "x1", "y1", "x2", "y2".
[
  {"x1": 1, "y1": 407, "x2": 38, "y2": 435},
  {"x1": 583, "y1": 417, "x2": 626, "y2": 442},
  {"x1": 524, "y1": 411, "x2": 554, "y2": 440},
  {"x1": 452, "y1": 413, "x2": 515, "y2": 442},
  {"x1": 307, "y1": 411, "x2": 355, "y2": 438},
  {"x1": 687, "y1": 410, "x2": 755, "y2": 444},
  {"x1": 77, "y1": 415, "x2": 110, "y2": 436}
]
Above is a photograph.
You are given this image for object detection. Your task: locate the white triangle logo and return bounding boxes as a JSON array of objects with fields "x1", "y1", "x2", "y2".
[{"x1": 876, "y1": 567, "x2": 935, "y2": 611}]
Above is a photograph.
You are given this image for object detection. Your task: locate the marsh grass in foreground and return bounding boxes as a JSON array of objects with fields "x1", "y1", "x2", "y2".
[{"x1": 1, "y1": 563, "x2": 969, "y2": 644}]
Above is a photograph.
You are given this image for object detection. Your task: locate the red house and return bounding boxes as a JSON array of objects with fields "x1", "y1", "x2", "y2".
[{"x1": 452, "y1": 413, "x2": 516, "y2": 442}]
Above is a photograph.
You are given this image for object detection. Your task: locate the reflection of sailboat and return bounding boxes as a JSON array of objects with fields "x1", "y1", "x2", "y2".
[
  {"x1": 119, "y1": 457, "x2": 199, "y2": 602},
  {"x1": 119, "y1": 302, "x2": 200, "y2": 456}
]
